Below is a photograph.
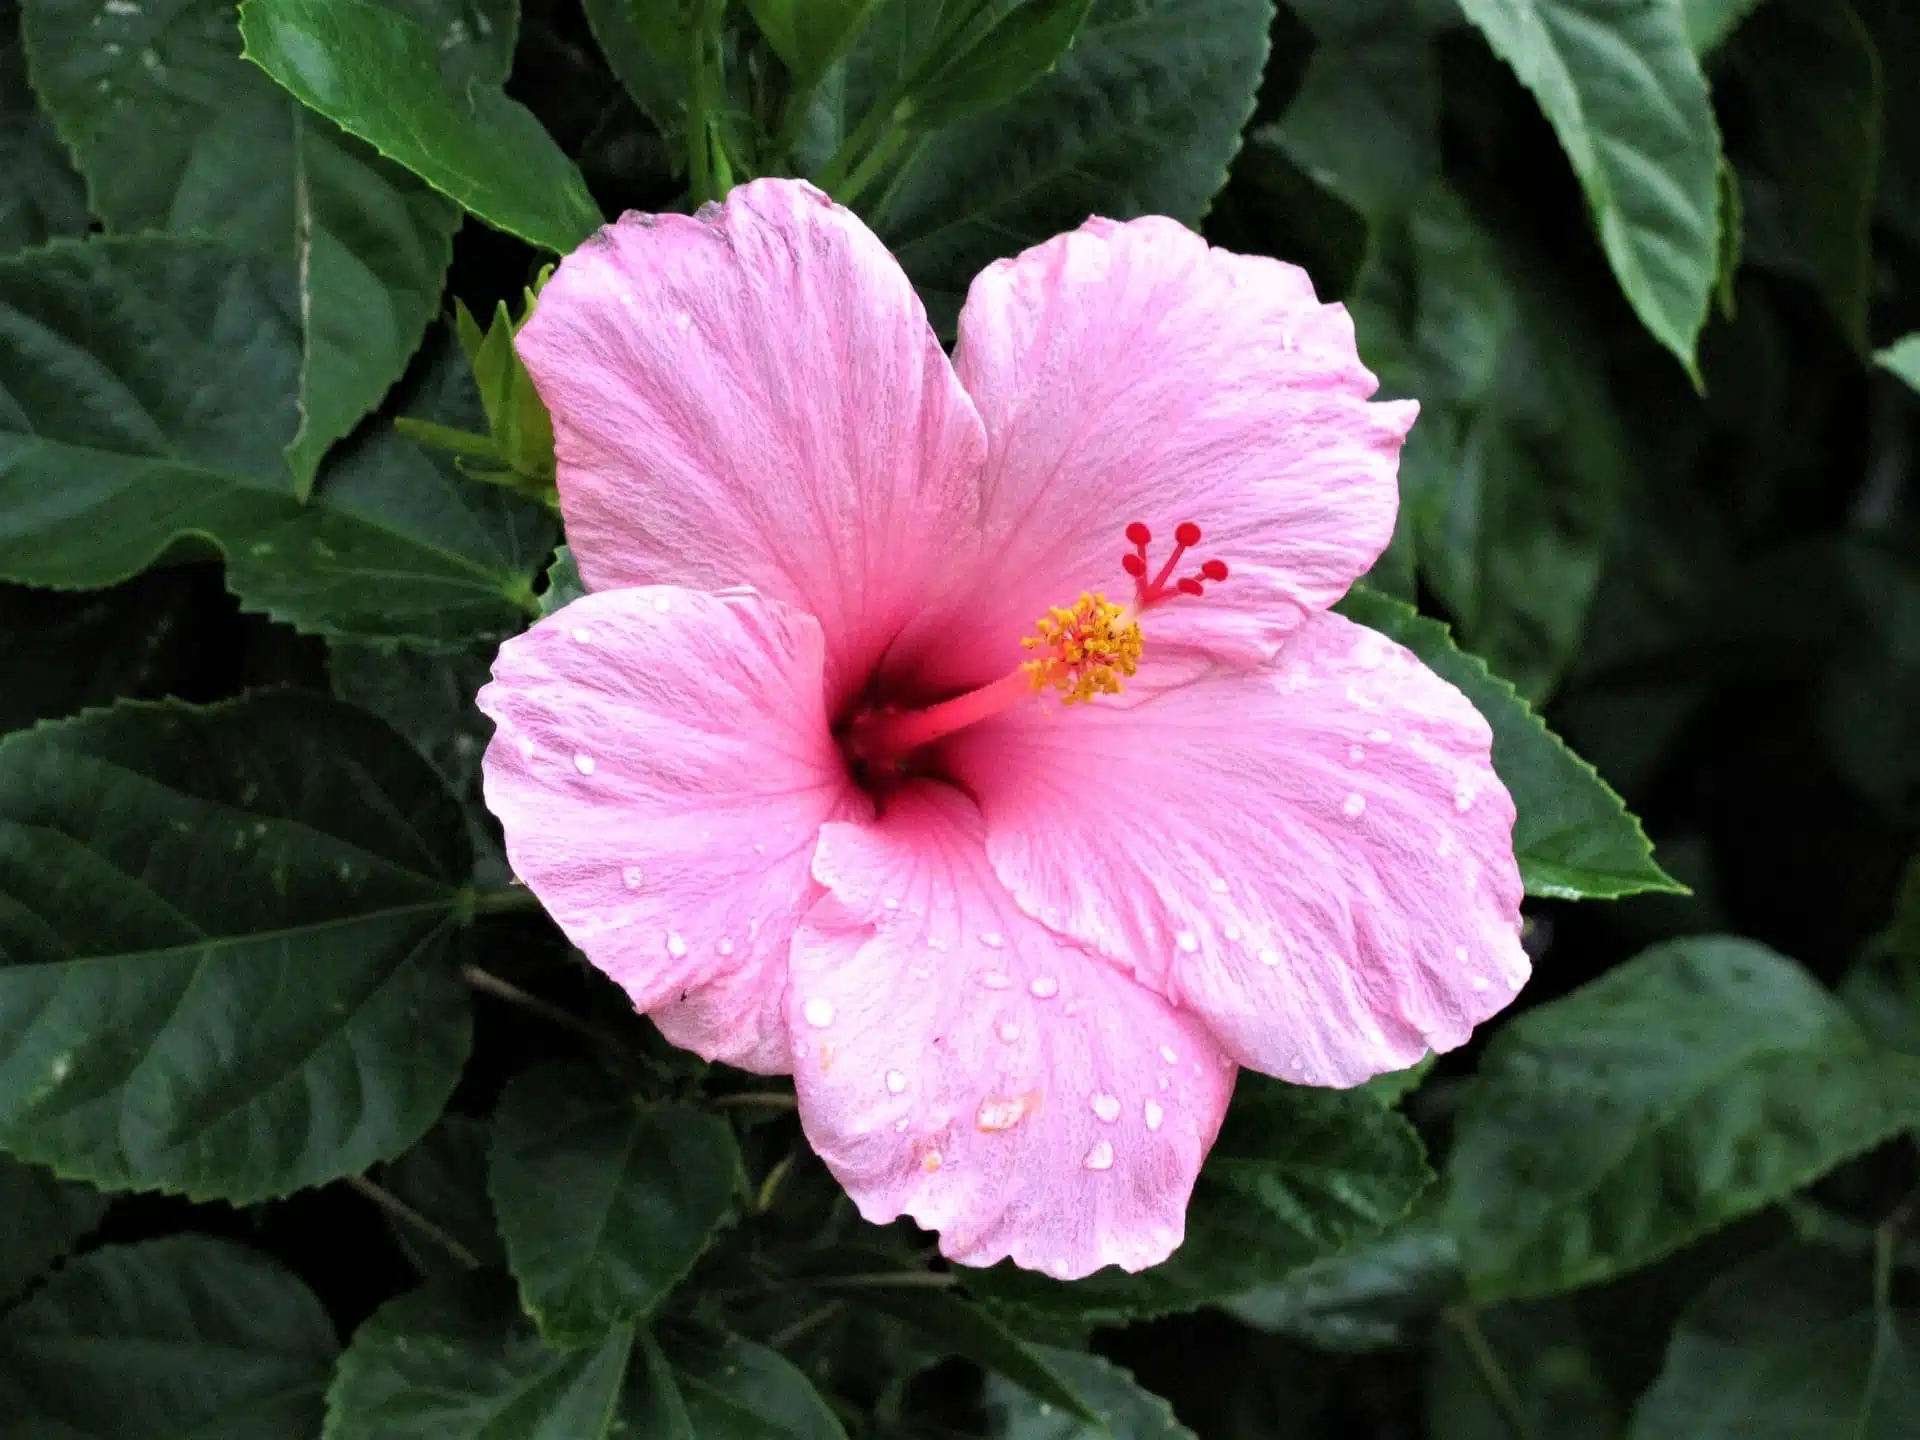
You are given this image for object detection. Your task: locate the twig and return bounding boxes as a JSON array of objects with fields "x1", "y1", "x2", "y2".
[
  {"x1": 1445, "y1": 1306, "x2": 1537, "y2": 1440},
  {"x1": 767, "y1": 1299, "x2": 845, "y2": 1352},
  {"x1": 712, "y1": 1091, "x2": 799, "y2": 1112},
  {"x1": 460, "y1": 964, "x2": 625, "y2": 1049},
  {"x1": 344, "y1": 1174, "x2": 481, "y2": 1270}
]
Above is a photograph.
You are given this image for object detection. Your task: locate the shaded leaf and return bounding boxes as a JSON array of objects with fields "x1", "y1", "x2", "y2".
[
  {"x1": 855, "y1": 1288, "x2": 1100, "y2": 1422},
  {"x1": 968, "y1": 1078, "x2": 1430, "y2": 1322},
  {"x1": 0, "y1": 693, "x2": 473, "y2": 1201},
  {"x1": 490, "y1": 1063, "x2": 743, "y2": 1348},
  {"x1": 377, "y1": 1113, "x2": 509, "y2": 1278},
  {"x1": 241, "y1": 0, "x2": 601, "y2": 252},
  {"x1": 1629, "y1": 1245, "x2": 1918, "y2": 1440},
  {"x1": 1339, "y1": 585, "x2": 1680, "y2": 900},
  {"x1": 984, "y1": 1345, "x2": 1195, "y2": 1438},
  {"x1": 653, "y1": 1324, "x2": 850, "y2": 1439},
  {"x1": 0, "y1": 0, "x2": 84, "y2": 251},
  {"x1": 0, "y1": 1155, "x2": 106, "y2": 1306},
  {"x1": 858, "y1": 0, "x2": 1273, "y2": 329},
  {"x1": 1446, "y1": 936, "x2": 1920, "y2": 1300},
  {"x1": 0, "y1": 1236, "x2": 336, "y2": 1437},
  {"x1": 1222, "y1": 1217, "x2": 1461, "y2": 1353},
  {"x1": 1454, "y1": 0, "x2": 1723, "y2": 377},
  {"x1": 0, "y1": 236, "x2": 550, "y2": 645}
]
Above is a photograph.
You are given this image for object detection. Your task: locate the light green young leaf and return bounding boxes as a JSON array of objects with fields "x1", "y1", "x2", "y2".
[
  {"x1": 1453, "y1": 0, "x2": 1723, "y2": 379},
  {"x1": 489, "y1": 1063, "x2": 744, "y2": 1349},
  {"x1": 1629, "y1": 1246, "x2": 1919, "y2": 1440},
  {"x1": 24, "y1": 0, "x2": 515, "y2": 496},
  {"x1": 241, "y1": 0, "x2": 601, "y2": 252},
  {"x1": 0, "y1": 236, "x2": 550, "y2": 645},
  {"x1": 858, "y1": 0, "x2": 1272, "y2": 329},
  {"x1": 1734, "y1": 0, "x2": 1882, "y2": 350},
  {"x1": 967, "y1": 1078, "x2": 1430, "y2": 1322},
  {"x1": 0, "y1": 693, "x2": 474, "y2": 1201},
  {"x1": 984, "y1": 1346, "x2": 1195, "y2": 1438},
  {"x1": 1446, "y1": 937, "x2": 1920, "y2": 1300},
  {"x1": 1878, "y1": 334, "x2": 1920, "y2": 391},
  {"x1": 0, "y1": 1237, "x2": 337, "y2": 1437},
  {"x1": 1339, "y1": 586, "x2": 1680, "y2": 899},
  {"x1": 0, "y1": 1156, "x2": 106, "y2": 1305}
]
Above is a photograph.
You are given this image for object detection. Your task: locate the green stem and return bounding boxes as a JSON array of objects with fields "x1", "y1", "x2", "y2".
[
  {"x1": 345, "y1": 1174, "x2": 481, "y2": 1269},
  {"x1": 712, "y1": 1090, "x2": 800, "y2": 1111},
  {"x1": 470, "y1": 885, "x2": 543, "y2": 916},
  {"x1": 1445, "y1": 1307, "x2": 1537, "y2": 1440},
  {"x1": 813, "y1": 1270, "x2": 956, "y2": 1291},
  {"x1": 460, "y1": 963, "x2": 626, "y2": 1050},
  {"x1": 767, "y1": 1300, "x2": 844, "y2": 1352},
  {"x1": 831, "y1": 122, "x2": 913, "y2": 208},
  {"x1": 814, "y1": 90, "x2": 896, "y2": 194}
]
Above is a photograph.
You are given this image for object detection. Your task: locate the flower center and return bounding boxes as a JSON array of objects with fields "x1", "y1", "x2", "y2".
[{"x1": 845, "y1": 520, "x2": 1226, "y2": 774}]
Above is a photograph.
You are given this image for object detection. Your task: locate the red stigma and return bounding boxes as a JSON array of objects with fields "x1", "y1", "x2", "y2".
[{"x1": 1122, "y1": 519, "x2": 1228, "y2": 609}]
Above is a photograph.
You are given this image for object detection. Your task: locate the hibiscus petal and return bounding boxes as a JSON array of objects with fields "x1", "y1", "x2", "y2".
[
  {"x1": 944, "y1": 611, "x2": 1528, "y2": 1087},
  {"x1": 928, "y1": 216, "x2": 1413, "y2": 686},
  {"x1": 791, "y1": 783, "x2": 1232, "y2": 1279},
  {"x1": 513, "y1": 179, "x2": 986, "y2": 710},
  {"x1": 476, "y1": 585, "x2": 862, "y2": 1071}
]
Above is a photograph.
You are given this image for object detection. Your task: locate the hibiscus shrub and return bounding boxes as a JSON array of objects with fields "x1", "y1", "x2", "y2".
[{"x1": 1, "y1": 0, "x2": 1916, "y2": 1436}]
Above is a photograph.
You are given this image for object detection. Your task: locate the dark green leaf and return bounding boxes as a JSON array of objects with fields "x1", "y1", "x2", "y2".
[
  {"x1": 747, "y1": 0, "x2": 881, "y2": 86},
  {"x1": 0, "y1": 236, "x2": 550, "y2": 645},
  {"x1": 1453, "y1": 0, "x2": 1723, "y2": 378},
  {"x1": 968, "y1": 1078, "x2": 1430, "y2": 1322},
  {"x1": 1222, "y1": 1217, "x2": 1462, "y2": 1352},
  {"x1": 0, "y1": 692, "x2": 473, "y2": 1201},
  {"x1": 0, "y1": 1155, "x2": 106, "y2": 1305},
  {"x1": 1733, "y1": 0, "x2": 1882, "y2": 350},
  {"x1": 1684, "y1": 0, "x2": 1763, "y2": 55},
  {"x1": 984, "y1": 1345, "x2": 1194, "y2": 1438},
  {"x1": 580, "y1": 0, "x2": 693, "y2": 150},
  {"x1": 24, "y1": 0, "x2": 515, "y2": 494},
  {"x1": 857, "y1": 1288, "x2": 1101, "y2": 1421},
  {"x1": 1446, "y1": 936, "x2": 1920, "y2": 1300},
  {"x1": 860, "y1": 0, "x2": 1273, "y2": 329},
  {"x1": 0, "y1": 0, "x2": 85, "y2": 251},
  {"x1": 1842, "y1": 855, "x2": 1920, "y2": 1055},
  {"x1": 241, "y1": 0, "x2": 602, "y2": 252},
  {"x1": 655, "y1": 1324, "x2": 850, "y2": 1439},
  {"x1": 1339, "y1": 585, "x2": 1681, "y2": 900},
  {"x1": 377, "y1": 1113, "x2": 509, "y2": 1277},
  {"x1": 1879, "y1": 334, "x2": 1920, "y2": 391},
  {"x1": 325, "y1": 1273, "x2": 636, "y2": 1439},
  {"x1": 490, "y1": 1063, "x2": 744, "y2": 1348},
  {"x1": 893, "y1": 0, "x2": 1094, "y2": 132},
  {"x1": 1429, "y1": 1299, "x2": 1622, "y2": 1440},
  {"x1": 1629, "y1": 1246, "x2": 1918, "y2": 1440},
  {"x1": 1350, "y1": 192, "x2": 1632, "y2": 700},
  {"x1": 0, "y1": 1236, "x2": 337, "y2": 1437}
]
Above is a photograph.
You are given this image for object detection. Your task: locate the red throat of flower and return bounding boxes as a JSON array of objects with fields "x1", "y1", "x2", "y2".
[{"x1": 846, "y1": 521, "x2": 1227, "y2": 771}]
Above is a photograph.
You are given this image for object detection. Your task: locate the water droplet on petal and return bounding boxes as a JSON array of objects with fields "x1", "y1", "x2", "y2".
[
  {"x1": 1145, "y1": 1100, "x2": 1164, "y2": 1131},
  {"x1": 895, "y1": 1116, "x2": 911, "y2": 1131},
  {"x1": 516, "y1": 736, "x2": 535, "y2": 758},
  {"x1": 1090, "y1": 1093, "x2": 1121, "y2": 1123},
  {"x1": 571, "y1": 626, "x2": 592, "y2": 643},
  {"x1": 622, "y1": 867, "x2": 644, "y2": 889},
  {"x1": 665, "y1": 932, "x2": 687, "y2": 958},
  {"x1": 1083, "y1": 1140, "x2": 1115, "y2": 1171},
  {"x1": 1029, "y1": 975, "x2": 1059, "y2": 998},
  {"x1": 926, "y1": 935, "x2": 948, "y2": 951},
  {"x1": 980, "y1": 931, "x2": 1005, "y2": 949},
  {"x1": 803, "y1": 997, "x2": 835, "y2": 1028},
  {"x1": 882, "y1": 896, "x2": 901, "y2": 911},
  {"x1": 716, "y1": 937, "x2": 734, "y2": 957},
  {"x1": 1258, "y1": 947, "x2": 1281, "y2": 966},
  {"x1": 981, "y1": 971, "x2": 1011, "y2": 989},
  {"x1": 921, "y1": 1149, "x2": 943, "y2": 1171},
  {"x1": 652, "y1": 594, "x2": 672, "y2": 613},
  {"x1": 573, "y1": 753, "x2": 596, "y2": 775},
  {"x1": 1342, "y1": 792, "x2": 1367, "y2": 818},
  {"x1": 1159, "y1": 1045, "x2": 1179, "y2": 1065},
  {"x1": 1454, "y1": 944, "x2": 1469, "y2": 963},
  {"x1": 998, "y1": 1021, "x2": 1020, "y2": 1042},
  {"x1": 1454, "y1": 783, "x2": 1476, "y2": 812},
  {"x1": 1471, "y1": 975, "x2": 1492, "y2": 992},
  {"x1": 1349, "y1": 745, "x2": 1365, "y2": 764},
  {"x1": 885, "y1": 1069, "x2": 907, "y2": 1094},
  {"x1": 1368, "y1": 729, "x2": 1392, "y2": 744},
  {"x1": 1208, "y1": 876, "x2": 1230, "y2": 895},
  {"x1": 1176, "y1": 930, "x2": 1199, "y2": 953},
  {"x1": 1157, "y1": 1074, "x2": 1170, "y2": 1091}
]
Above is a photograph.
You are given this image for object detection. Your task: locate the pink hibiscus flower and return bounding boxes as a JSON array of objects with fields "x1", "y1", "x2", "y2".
[{"x1": 477, "y1": 179, "x2": 1528, "y2": 1280}]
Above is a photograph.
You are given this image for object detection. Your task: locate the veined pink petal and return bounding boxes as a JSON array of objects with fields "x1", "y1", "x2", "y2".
[
  {"x1": 476, "y1": 585, "x2": 864, "y2": 1072},
  {"x1": 944, "y1": 612, "x2": 1528, "y2": 1087},
  {"x1": 791, "y1": 784, "x2": 1232, "y2": 1279},
  {"x1": 921, "y1": 216, "x2": 1413, "y2": 689},
  {"x1": 515, "y1": 179, "x2": 987, "y2": 710}
]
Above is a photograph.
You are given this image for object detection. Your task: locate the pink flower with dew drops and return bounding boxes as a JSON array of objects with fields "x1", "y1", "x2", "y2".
[{"x1": 477, "y1": 180, "x2": 1528, "y2": 1281}]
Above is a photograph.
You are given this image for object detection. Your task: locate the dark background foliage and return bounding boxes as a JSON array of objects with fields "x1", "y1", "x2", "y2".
[{"x1": 1, "y1": 1, "x2": 1916, "y2": 1436}]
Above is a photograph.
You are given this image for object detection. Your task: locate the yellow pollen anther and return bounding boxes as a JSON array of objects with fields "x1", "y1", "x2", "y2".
[{"x1": 1020, "y1": 592, "x2": 1143, "y2": 705}]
